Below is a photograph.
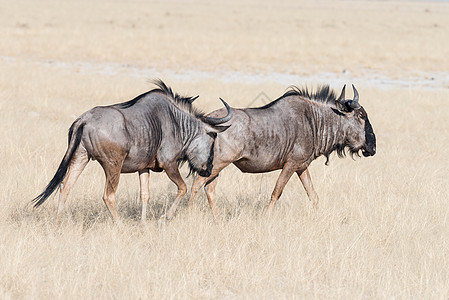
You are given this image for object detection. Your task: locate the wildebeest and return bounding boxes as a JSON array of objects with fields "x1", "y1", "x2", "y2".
[
  {"x1": 32, "y1": 80, "x2": 233, "y2": 222},
  {"x1": 175, "y1": 84, "x2": 376, "y2": 218}
]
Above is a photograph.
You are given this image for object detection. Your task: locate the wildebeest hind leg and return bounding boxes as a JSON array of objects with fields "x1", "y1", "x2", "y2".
[
  {"x1": 57, "y1": 148, "x2": 89, "y2": 224},
  {"x1": 162, "y1": 164, "x2": 187, "y2": 221},
  {"x1": 297, "y1": 168, "x2": 319, "y2": 209},
  {"x1": 267, "y1": 164, "x2": 296, "y2": 212},
  {"x1": 102, "y1": 164, "x2": 123, "y2": 223},
  {"x1": 138, "y1": 169, "x2": 150, "y2": 222}
]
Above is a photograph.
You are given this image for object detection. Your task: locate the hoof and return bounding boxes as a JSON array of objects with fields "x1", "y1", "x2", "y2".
[
  {"x1": 160, "y1": 213, "x2": 173, "y2": 220},
  {"x1": 157, "y1": 216, "x2": 167, "y2": 229}
]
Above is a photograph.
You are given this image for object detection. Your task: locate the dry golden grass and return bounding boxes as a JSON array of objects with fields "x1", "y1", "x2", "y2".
[{"x1": 1, "y1": 0, "x2": 449, "y2": 299}]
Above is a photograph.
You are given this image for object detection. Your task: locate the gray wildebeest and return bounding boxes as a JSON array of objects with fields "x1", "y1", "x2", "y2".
[
  {"x1": 176, "y1": 84, "x2": 376, "y2": 218},
  {"x1": 32, "y1": 80, "x2": 233, "y2": 223}
]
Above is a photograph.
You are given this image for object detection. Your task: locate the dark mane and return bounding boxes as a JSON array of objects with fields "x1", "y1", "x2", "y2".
[
  {"x1": 118, "y1": 79, "x2": 204, "y2": 117},
  {"x1": 117, "y1": 91, "x2": 152, "y2": 109},
  {"x1": 256, "y1": 85, "x2": 337, "y2": 109}
]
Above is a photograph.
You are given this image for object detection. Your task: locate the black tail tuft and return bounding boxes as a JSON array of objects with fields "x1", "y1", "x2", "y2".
[{"x1": 32, "y1": 122, "x2": 84, "y2": 207}]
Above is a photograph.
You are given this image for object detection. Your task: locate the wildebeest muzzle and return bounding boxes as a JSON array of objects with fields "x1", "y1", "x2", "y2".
[{"x1": 362, "y1": 118, "x2": 376, "y2": 157}]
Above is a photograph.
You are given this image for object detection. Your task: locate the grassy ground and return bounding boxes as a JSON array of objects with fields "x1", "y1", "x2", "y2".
[{"x1": 1, "y1": 0, "x2": 449, "y2": 299}]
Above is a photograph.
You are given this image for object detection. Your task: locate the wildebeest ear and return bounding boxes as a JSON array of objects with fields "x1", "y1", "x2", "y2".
[
  {"x1": 331, "y1": 107, "x2": 346, "y2": 116},
  {"x1": 205, "y1": 124, "x2": 231, "y2": 133},
  {"x1": 335, "y1": 100, "x2": 349, "y2": 113},
  {"x1": 189, "y1": 95, "x2": 199, "y2": 103},
  {"x1": 206, "y1": 132, "x2": 217, "y2": 138}
]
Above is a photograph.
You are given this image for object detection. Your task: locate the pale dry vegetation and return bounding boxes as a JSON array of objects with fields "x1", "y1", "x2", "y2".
[{"x1": 1, "y1": 0, "x2": 449, "y2": 299}]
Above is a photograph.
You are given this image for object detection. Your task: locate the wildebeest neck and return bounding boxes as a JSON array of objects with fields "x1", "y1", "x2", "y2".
[
  {"x1": 170, "y1": 107, "x2": 214, "y2": 176},
  {"x1": 308, "y1": 104, "x2": 349, "y2": 164}
]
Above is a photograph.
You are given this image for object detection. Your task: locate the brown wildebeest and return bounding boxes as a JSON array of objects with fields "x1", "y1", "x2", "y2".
[
  {"x1": 175, "y1": 84, "x2": 376, "y2": 218},
  {"x1": 32, "y1": 80, "x2": 233, "y2": 223}
]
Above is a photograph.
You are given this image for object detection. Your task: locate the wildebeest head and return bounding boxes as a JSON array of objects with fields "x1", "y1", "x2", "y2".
[
  {"x1": 333, "y1": 84, "x2": 376, "y2": 158},
  {"x1": 184, "y1": 98, "x2": 233, "y2": 177}
]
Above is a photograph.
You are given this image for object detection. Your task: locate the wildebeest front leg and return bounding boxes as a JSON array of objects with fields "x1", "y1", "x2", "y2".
[
  {"x1": 190, "y1": 162, "x2": 229, "y2": 218},
  {"x1": 188, "y1": 174, "x2": 220, "y2": 219},
  {"x1": 204, "y1": 176, "x2": 220, "y2": 219},
  {"x1": 57, "y1": 148, "x2": 89, "y2": 224},
  {"x1": 138, "y1": 169, "x2": 150, "y2": 222},
  {"x1": 188, "y1": 175, "x2": 209, "y2": 209},
  {"x1": 267, "y1": 164, "x2": 296, "y2": 212},
  {"x1": 162, "y1": 164, "x2": 187, "y2": 220},
  {"x1": 297, "y1": 168, "x2": 319, "y2": 209}
]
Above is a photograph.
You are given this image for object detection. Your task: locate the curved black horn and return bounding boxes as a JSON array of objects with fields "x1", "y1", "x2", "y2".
[
  {"x1": 337, "y1": 84, "x2": 346, "y2": 103},
  {"x1": 203, "y1": 98, "x2": 233, "y2": 125},
  {"x1": 352, "y1": 84, "x2": 359, "y2": 103},
  {"x1": 347, "y1": 84, "x2": 361, "y2": 109}
]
